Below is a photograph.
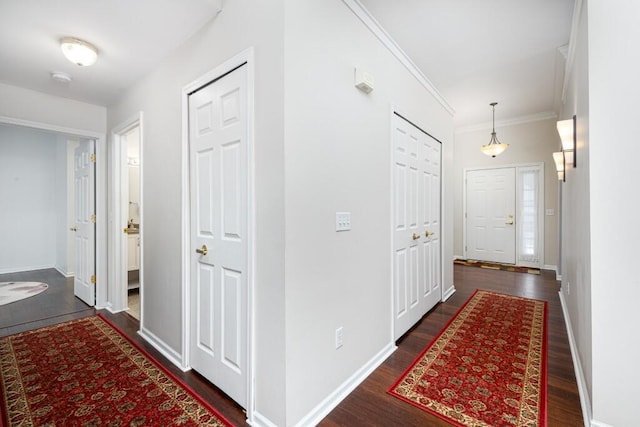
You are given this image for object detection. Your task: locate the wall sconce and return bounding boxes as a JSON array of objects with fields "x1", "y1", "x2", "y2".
[
  {"x1": 552, "y1": 152, "x2": 565, "y2": 182},
  {"x1": 556, "y1": 115, "x2": 576, "y2": 168}
]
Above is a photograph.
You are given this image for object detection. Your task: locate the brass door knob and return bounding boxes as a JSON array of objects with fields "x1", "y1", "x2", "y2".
[
  {"x1": 195, "y1": 245, "x2": 208, "y2": 256},
  {"x1": 69, "y1": 226, "x2": 77, "y2": 232},
  {"x1": 123, "y1": 227, "x2": 130, "y2": 234},
  {"x1": 412, "y1": 233, "x2": 420, "y2": 240},
  {"x1": 425, "y1": 231, "x2": 434, "y2": 237}
]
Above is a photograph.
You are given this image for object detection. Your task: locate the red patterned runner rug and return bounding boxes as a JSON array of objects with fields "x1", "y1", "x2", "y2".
[
  {"x1": 0, "y1": 315, "x2": 233, "y2": 426},
  {"x1": 389, "y1": 290, "x2": 547, "y2": 426}
]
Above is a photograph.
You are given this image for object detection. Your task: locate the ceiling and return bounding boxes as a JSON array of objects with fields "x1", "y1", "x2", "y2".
[
  {"x1": 360, "y1": 0, "x2": 575, "y2": 127},
  {"x1": 0, "y1": 0, "x2": 221, "y2": 107},
  {"x1": 0, "y1": 1, "x2": 574, "y2": 128}
]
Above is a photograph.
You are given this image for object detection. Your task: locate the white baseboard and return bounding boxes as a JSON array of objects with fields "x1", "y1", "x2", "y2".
[
  {"x1": 0, "y1": 264, "x2": 54, "y2": 275},
  {"x1": 293, "y1": 342, "x2": 397, "y2": 427},
  {"x1": 249, "y1": 411, "x2": 278, "y2": 427},
  {"x1": 442, "y1": 286, "x2": 456, "y2": 302},
  {"x1": 138, "y1": 326, "x2": 186, "y2": 371},
  {"x1": 543, "y1": 264, "x2": 558, "y2": 272},
  {"x1": 453, "y1": 254, "x2": 464, "y2": 260},
  {"x1": 54, "y1": 265, "x2": 74, "y2": 278},
  {"x1": 558, "y1": 291, "x2": 591, "y2": 427},
  {"x1": 591, "y1": 420, "x2": 613, "y2": 427}
]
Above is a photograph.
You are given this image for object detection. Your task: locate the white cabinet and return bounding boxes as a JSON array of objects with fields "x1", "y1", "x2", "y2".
[{"x1": 127, "y1": 234, "x2": 140, "y2": 271}]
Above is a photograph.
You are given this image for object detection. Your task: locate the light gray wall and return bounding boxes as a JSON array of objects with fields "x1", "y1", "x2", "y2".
[
  {"x1": 283, "y1": 0, "x2": 454, "y2": 423},
  {"x1": 453, "y1": 118, "x2": 560, "y2": 267},
  {"x1": 54, "y1": 135, "x2": 68, "y2": 274},
  {"x1": 560, "y1": 0, "x2": 592, "y2": 414},
  {"x1": 106, "y1": 1, "x2": 286, "y2": 424},
  {"x1": 587, "y1": 0, "x2": 640, "y2": 424},
  {"x1": 0, "y1": 125, "x2": 58, "y2": 273}
]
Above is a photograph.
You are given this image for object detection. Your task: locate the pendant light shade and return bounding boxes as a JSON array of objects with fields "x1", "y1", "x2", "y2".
[
  {"x1": 60, "y1": 37, "x2": 98, "y2": 67},
  {"x1": 481, "y1": 102, "x2": 509, "y2": 158}
]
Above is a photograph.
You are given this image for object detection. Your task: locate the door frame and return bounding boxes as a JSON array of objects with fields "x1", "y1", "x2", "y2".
[
  {"x1": 389, "y1": 106, "x2": 444, "y2": 342},
  {"x1": 463, "y1": 162, "x2": 545, "y2": 268},
  {"x1": 180, "y1": 48, "x2": 255, "y2": 418},
  {"x1": 108, "y1": 113, "x2": 144, "y2": 316},
  {"x1": 0, "y1": 115, "x2": 107, "y2": 307}
]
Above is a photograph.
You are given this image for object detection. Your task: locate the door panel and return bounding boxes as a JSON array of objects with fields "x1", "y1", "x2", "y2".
[
  {"x1": 189, "y1": 65, "x2": 248, "y2": 408},
  {"x1": 393, "y1": 114, "x2": 441, "y2": 340},
  {"x1": 466, "y1": 168, "x2": 516, "y2": 264},
  {"x1": 73, "y1": 140, "x2": 95, "y2": 306}
]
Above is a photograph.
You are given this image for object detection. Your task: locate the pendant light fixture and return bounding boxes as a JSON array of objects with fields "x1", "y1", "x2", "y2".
[{"x1": 480, "y1": 102, "x2": 509, "y2": 158}]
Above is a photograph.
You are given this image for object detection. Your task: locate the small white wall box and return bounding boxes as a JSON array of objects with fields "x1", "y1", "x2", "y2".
[{"x1": 354, "y1": 68, "x2": 374, "y2": 93}]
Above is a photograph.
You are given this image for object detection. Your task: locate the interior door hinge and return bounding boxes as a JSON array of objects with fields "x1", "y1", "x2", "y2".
[
  {"x1": 91, "y1": 275, "x2": 96, "y2": 284},
  {"x1": 90, "y1": 153, "x2": 96, "y2": 163},
  {"x1": 90, "y1": 214, "x2": 96, "y2": 223}
]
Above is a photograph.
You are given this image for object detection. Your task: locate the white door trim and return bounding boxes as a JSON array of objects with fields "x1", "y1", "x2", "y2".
[
  {"x1": 463, "y1": 162, "x2": 545, "y2": 268},
  {"x1": 108, "y1": 113, "x2": 144, "y2": 317},
  {"x1": 181, "y1": 47, "x2": 255, "y2": 422},
  {"x1": 0, "y1": 115, "x2": 107, "y2": 308}
]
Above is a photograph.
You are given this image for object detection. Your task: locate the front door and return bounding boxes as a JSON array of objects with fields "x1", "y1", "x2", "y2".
[
  {"x1": 392, "y1": 113, "x2": 441, "y2": 340},
  {"x1": 73, "y1": 140, "x2": 96, "y2": 306},
  {"x1": 188, "y1": 64, "x2": 248, "y2": 407},
  {"x1": 465, "y1": 168, "x2": 516, "y2": 264}
]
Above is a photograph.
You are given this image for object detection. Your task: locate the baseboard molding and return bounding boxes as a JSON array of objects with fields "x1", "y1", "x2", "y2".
[
  {"x1": 543, "y1": 264, "x2": 558, "y2": 272},
  {"x1": 54, "y1": 265, "x2": 74, "y2": 278},
  {"x1": 138, "y1": 326, "x2": 186, "y2": 371},
  {"x1": 558, "y1": 291, "x2": 591, "y2": 427},
  {"x1": 453, "y1": 254, "x2": 464, "y2": 260},
  {"x1": 591, "y1": 420, "x2": 613, "y2": 427},
  {"x1": 249, "y1": 411, "x2": 278, "y2": 427},
  {"x1": 0, "y1": 264, "x2": 54, "y2": 275},
  {"x1": 442, "y1": 286, "x2": 456, "y2": 302},
  {"x1": 293, "y1": 342, "x2": 397, "y2": 427}
]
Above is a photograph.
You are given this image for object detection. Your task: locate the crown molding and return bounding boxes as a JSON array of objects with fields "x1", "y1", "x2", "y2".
[
  {"x1": 562, "y1": 0, "x2": 584, "y2": 101},
  {"x1": 342, "y1": 0, "x2": 455, "y2": 116},
  {"x1": 455, "y1": 111, "x2": 558, "y2": 134}
]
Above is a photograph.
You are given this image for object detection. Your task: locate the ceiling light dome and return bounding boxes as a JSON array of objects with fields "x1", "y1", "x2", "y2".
[{"x1": 60, "y1": 37, "x2": 98, "y2": 67}]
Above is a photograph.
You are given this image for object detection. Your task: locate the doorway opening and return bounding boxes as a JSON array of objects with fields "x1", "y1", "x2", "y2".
[{"x1": 109, "y1": 114, "x2": 143, "y2": 320}]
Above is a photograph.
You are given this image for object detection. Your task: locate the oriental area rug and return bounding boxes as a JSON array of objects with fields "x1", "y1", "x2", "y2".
[
  {"x1": 454, "y1": 259, "x2": 541, "y2": 275},
  {"x1": 389, "y1": 290, "x2": 547, "y2": 427},
  {"x1": 0, "y1": 315, "x2": 232, "y2": 426}
]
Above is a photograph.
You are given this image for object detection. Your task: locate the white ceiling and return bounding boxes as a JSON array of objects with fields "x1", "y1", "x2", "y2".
[
  {"x1": 0, "y1": 0, "x2": 221, "y2": 107},
  {"x1": 0, "y1": 1, "x2": 574, "y2": 127},
  {"x1": 360, "y1": 0, "x2": 575, "y2": 127}
]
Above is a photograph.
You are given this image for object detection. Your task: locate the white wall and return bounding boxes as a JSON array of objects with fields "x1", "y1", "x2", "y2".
[
  {"x1": 54, "y1": 135, "x2": 68, "y2": 274},
  {"x1": 0, "y1": 125, "x2": 58, "y2": 273},
  {"x1": 560, "y1": 0, "x2": 593, "y2": 414},
  {"x1": 106, "y1": 1, "x2": 286, "y2": 424},
  {"x1": 0, "y1": 83, "x2": 106, "y2": 133},
  {"x1": 587, "y1": 1, "x2": 640, "y2": 424},
  {"x1": 453, "y1": 118, "x2": 560, "y2": 267},
  {"x1": 283, "y1": 0, "x2": 454, "y2": 424}
]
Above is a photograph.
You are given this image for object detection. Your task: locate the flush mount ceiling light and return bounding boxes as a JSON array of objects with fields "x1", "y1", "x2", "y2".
[
  {"x1": 60, "y1": 37, "x2": 98, "y2": 66},
  {"x1": 480, "y1": 102, "x2": 509, "y2": 158}
]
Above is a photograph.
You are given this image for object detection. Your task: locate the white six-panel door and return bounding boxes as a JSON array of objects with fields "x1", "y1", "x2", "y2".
[
  {"x1": 465, "y1": 168, "x2": 516, "y2": 264},
  {"x1": 188, "y1": 64, "x2": 248, "y2": 408},
  {"x1": 73, "y1": 140, "x2": 96, "y2": 306},
  {"x1": 393, "y1": 114, "x2": 441, "y2": 340}
]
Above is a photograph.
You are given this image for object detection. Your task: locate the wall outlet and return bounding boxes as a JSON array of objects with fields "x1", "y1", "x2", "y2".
[
  {"x1": 335, "y1": 327, "x2": 344, "y2": 349},
  {"x1": 335, "y1": 212, "x2": 351, "y2": 231}
]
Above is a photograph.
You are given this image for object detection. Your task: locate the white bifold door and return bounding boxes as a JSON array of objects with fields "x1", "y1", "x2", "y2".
[
  {"x1": 392, "y1": 113, "x2": 441, "y2": 340},
  {"x1": 188, "y1": 64, "x2": 248, "y2": 408},
  {"x1": 73, "y1": 140, "x2": 96, "y2": 306},
  {"x1": 465, "y1": 168, "x2": 516, "y2": 264}
]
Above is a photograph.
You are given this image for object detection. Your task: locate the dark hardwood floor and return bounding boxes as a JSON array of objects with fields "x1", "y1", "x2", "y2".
[{"x1": 1, "y1": 266, "x2": 583, "y2": 426}]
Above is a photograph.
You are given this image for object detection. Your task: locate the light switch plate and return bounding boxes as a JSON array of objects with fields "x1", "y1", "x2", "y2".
[{"x1": 336, "y1": 212, "x2": 351, "y2": 231}]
